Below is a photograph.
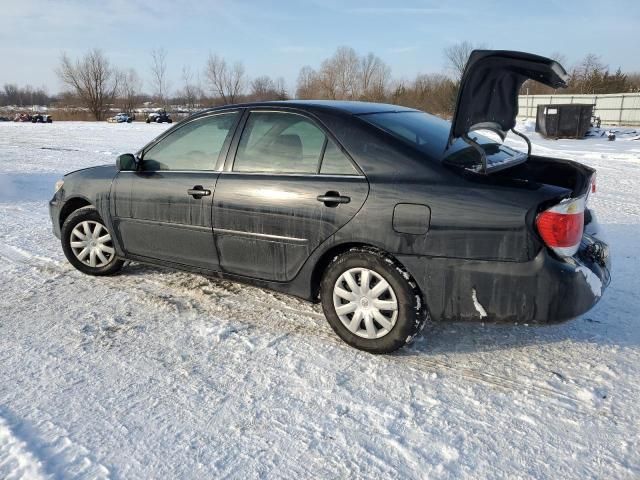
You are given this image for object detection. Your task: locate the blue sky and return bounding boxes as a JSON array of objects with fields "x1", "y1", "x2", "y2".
[{"x1": 1, "y1": 0, "x2": 638, "y2": 95}]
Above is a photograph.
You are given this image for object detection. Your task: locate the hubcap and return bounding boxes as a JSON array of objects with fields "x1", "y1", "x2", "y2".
[
  {"x1": 332, "y1": 267, "x2": 399, "y2": 339},
  {"x1": 70, "y1": 220, "x2": 115, "y2": 268}
]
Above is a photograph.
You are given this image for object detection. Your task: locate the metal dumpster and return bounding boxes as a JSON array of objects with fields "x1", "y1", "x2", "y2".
[{"x1": 535, "y1": 104, "x2": 595, "y2": 139}]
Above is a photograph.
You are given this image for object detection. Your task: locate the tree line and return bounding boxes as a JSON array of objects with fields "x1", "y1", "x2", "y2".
[
  {"x1": 0, "y1": 84, "x2": 52, "y2": 107},
  {"x1": 2, "y1": 42, "x2": 639, "y2": 120}
]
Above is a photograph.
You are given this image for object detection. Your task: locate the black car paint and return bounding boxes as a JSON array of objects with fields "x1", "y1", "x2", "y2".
[{"x1": 50, "y1": 96, "x2": 610, "y2": 325}]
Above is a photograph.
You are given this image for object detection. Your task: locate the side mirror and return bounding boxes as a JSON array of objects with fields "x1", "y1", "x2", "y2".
[{"x1": 116, "y1": 153, "x2": 138, "y2": 171}]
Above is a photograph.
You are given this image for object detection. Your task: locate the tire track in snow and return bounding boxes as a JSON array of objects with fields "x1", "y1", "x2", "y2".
[
  {"x1": 0, "y1": 240, "x2": 616, "y2": 421},
  {"x1": 0, "y1": 416, "x2": 47, "y2": 480},
  {"x1": 0, "y1": 409, "x2": 110, "y2": 480}
]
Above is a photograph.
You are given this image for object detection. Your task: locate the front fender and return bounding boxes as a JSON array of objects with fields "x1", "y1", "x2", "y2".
[{"x1": 55, "y1": 165, "x2": 123, "y2": 255}]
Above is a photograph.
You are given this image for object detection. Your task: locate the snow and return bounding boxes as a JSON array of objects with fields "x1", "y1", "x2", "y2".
[
  {"x1": 471, "y1": 288, "x2": 487, "y2": 318},
  {"x1": 0, "y1": 120, "x2": 639, "y2": 479},
  {"x1": 0, "y1": 416, "x2": 47, "y2": 480},
  {"x1": 576, "y1": 265, "x2": 604, "y2": 298}
]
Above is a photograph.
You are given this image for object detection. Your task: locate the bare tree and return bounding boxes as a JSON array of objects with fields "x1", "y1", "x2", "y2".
[
  {"x1": 250, "y1": 75, "x2": 275, "y2": 100},
  {"x1": 444, "y1": 41, "x2": 481, "y2": 81},
  {"x1": 150, "y1": 48, "x2": 170, "y2": 106},
  {"x1": 205, "y1": 54, "x2": 246, "y2": 104},
  {"x1": 248, "y1": 75, "x2": 287, "y2": 101},
  {"x1": 296, "y1": 66, "x2": 320, "y2": 99},
  {"x1": 296, "y1": 47, "x2": 390, "y2": 101},
  {"x1": 273, "y1": 77, "x2": 288, "y2": 100},
  {"x1": 359, "y1": 52, "x2": 391, "y2": 101},
  {"x1": 572, "y1": 53, "x2": 606, "y2": 93},
  {"x1": 3, "y1": 84, "x2": 21, "y2": 106},
  {"x1": 318, "y1": 58, "x2": 339, "y2": 99},
  {"x1": 332, "y1": 46, "x2": 360, "y2": 99},
  {"x1": 180, "y1": 66, "x2": 201, "y2": 110},
  {"x1": 627, "y1": 72, "x2": 640, "y2": 92},
  {"x1": 57, "y1": 49, "x2": 119, "y2": 120},
  {"x1": 118, "y1": 68, "x2": 142, "y2": 115}
]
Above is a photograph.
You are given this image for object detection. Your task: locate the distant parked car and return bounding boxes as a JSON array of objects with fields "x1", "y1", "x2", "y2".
[
  {"x1": 31, "y1": 113, "x2": 53, "y2": 123},
  {"x1": 14, "y1": 113, "x2": 32, "y2": 122},
  {"x1": 108, "y1": 113, "x2": 133, "y2": 123},
  {"x1": 49, "y1": 51, "x2": 610, "y2": 353},
  {"x1": 146, "y1": 111, "x2": 172, "y2": 123},
  {"x1": 0, "y1": 116, "x2": 10, "y2": 122}
]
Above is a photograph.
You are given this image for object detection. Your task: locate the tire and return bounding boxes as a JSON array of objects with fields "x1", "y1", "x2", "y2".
[
  {"x1": 320, "y1": 247, "x2": 427, "y2": 353},
  {"x1": 61, "y1": 206, "x2": 124, "y2": 276},
  {"x1": 146, "y1": 118, "x2": 151, "y2": 123}
]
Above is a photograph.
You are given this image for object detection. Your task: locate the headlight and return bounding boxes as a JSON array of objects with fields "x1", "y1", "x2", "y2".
[{"x1": 54, "y1": 179, "x2": 64, "y2": 193}]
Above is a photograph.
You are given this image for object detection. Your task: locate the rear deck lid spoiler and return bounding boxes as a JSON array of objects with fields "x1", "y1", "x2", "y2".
[{"x1": 449, "y1": 50, "x2": 569, "y2": 145}]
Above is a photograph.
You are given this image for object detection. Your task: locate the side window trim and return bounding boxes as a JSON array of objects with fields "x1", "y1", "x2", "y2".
[
  {"x1": 316, "y1": 137, "x2": 329, "y2": 174},
  {"x1": 223, "y1": 108, "x2": 363, "y2": 176},
  {"x1": 138, "y1": 110, "x2": 243, "y2": 171},
  {"x1": 223, "y1": 109, "x2": 251, "y2": 173}
]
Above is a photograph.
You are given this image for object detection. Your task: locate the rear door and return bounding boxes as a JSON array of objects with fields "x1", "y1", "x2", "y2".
[
  {"x1": 110, "y1": 111, "x2": 241, "y2": 269},
  {"x1": 213, "y1": 109, "x2": 368, "y2": 282}
]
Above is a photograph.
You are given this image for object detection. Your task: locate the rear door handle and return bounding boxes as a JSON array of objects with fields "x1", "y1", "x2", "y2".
[
  {"x1": 317, "y1": 191, "x2": 351, "y2": 207},
  {"x1": 188, "y1": 185, "x2": 211, "y2": 198}
]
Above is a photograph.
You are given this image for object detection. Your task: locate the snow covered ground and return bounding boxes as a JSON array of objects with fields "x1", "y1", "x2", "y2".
[{"x1": 0, "y1": 120, "x2": 639, "y2": 479}]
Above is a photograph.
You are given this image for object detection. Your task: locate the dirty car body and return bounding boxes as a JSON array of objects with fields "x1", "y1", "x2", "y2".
[{"x1": 49, "y1": 50, "x2": 610, "y2": 345}]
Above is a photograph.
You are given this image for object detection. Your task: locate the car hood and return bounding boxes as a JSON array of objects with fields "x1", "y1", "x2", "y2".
[{"x1": 449, "y1": 50, "x2": 568, "y2": 144}]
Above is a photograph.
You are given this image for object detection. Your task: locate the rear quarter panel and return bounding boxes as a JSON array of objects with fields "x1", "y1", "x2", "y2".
[{"x1": 314, "y1": 110, "x2": 569, "y2": 262}]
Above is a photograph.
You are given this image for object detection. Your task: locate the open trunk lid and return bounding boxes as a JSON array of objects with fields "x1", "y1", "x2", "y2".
[{"x1": 449, "y1": 50, "x2": 569, "y2": 145}]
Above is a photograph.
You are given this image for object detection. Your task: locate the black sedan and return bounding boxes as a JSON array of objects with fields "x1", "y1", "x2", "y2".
[{"x1": 49, "y1": 51, "x2": 610, "y2": 353}]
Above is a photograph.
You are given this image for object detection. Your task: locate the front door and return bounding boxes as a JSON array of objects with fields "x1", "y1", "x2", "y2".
[
  {"x1": 110, "y1": 111, "x2": 241, "y2": 269},
  {"x1": 213, "y1": 110, "x2": 368, "y2": 281}
]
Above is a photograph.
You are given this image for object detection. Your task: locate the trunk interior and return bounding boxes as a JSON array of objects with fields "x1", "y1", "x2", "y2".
[{"x1": 493, "y1": 155, "x2": 594, "y2": 199}]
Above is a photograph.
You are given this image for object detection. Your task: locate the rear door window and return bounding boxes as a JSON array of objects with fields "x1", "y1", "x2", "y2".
[
  {"x1": 320, "y1": 140, "x2": 359, "y2": 175},
  {"x1": 233, "y1": 111, "x2": 325, "y2": 173}
]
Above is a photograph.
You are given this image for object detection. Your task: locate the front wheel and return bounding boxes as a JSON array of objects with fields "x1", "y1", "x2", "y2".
[
  {"x1": 320, "y1": 248, "x2": 427, "y2": 353},
  {"x1": 61, "y1": 207, "x2": 124, "y2": 276}
]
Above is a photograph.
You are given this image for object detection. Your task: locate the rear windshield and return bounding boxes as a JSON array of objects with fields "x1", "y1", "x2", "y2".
[{"x1": 360, "y1": 111, "x2": 526, "y2": 171}]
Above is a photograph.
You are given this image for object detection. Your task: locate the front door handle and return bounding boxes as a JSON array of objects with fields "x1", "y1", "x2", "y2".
[
  {"x1": 317, "y1": 191, "x2": 351, "y2": 207},
  {"x1": 188, "y1": 185, "x2": 211, "y2": 198}
]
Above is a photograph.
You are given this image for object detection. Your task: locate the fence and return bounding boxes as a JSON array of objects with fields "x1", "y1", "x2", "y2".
[{"x1": 517, "y1": 93, "x2": 640, "y2": 126}]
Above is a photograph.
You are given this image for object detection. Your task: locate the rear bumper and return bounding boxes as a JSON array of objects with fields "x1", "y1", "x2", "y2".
[{"x1": 397, "y1": 234, "x2": 610, "y2": 324}]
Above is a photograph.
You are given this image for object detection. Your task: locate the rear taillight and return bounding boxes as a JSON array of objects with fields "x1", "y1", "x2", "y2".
[{"x1": 536, "y1": 195, "x2": 586, "y2": 257}]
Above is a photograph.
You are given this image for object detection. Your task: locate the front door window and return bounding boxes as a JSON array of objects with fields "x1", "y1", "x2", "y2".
[{"x1": 143, "y1": 112, "x2": 240, "y2": 171}]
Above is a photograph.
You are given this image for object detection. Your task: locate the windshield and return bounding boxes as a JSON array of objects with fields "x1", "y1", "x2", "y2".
[{"x1": 359, "y1": 111, "x2": 527, "y2": 171}]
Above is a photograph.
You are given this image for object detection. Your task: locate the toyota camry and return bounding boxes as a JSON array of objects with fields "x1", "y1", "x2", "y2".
[{"x1": 49, "y1": 50, "x2": 611, "y2": 353}]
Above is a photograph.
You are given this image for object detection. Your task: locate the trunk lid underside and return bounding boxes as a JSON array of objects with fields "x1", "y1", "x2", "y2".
[{"x1": 449, "y1": 50, "x2": 569, "y2": 144}]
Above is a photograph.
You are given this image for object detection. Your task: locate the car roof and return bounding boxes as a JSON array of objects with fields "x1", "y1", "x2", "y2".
[{"x1": 199, "y1": 100, "x2": 419, "y2": 116}]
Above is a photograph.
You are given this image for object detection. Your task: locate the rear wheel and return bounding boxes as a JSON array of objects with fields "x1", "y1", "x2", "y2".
[
  {"x1": 320, "y1": 247, "x2": 427, "y2": 353},
  {"x1": 61, "y1": 207, "x2": 124, "y2": 276}
]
